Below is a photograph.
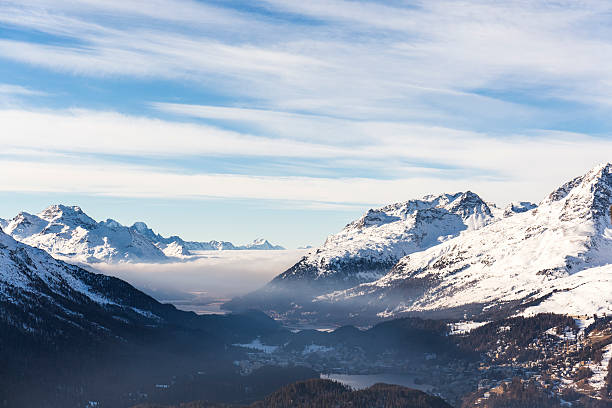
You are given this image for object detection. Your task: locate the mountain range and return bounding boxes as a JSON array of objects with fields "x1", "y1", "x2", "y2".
[
  {"x1": 1, "y1": 163, "x2": 612, "y2": 407},
  {"x1": 0, "y1": 224, "x2": 281, "y2": 344},
  {"x1": 0, "y1": 205, "x2": 284, "y2": 264},
  {"x1": 227, "y1": 163, "x2": 612, "y2": 324}
]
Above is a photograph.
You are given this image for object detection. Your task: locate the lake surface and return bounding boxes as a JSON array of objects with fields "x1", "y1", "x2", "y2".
[
  {"x1": 173, "y1": 300, "x2": 230, "y2": 315},
  {"x1": 320, "y1": 373, "x2": 432, "y2": 392}
]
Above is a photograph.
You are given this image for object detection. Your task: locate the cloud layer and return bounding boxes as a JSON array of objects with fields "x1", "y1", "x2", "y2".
[
  {"x1": 2, "y1": 107, "x2": 612, "y2": 206},
  {"x1": 1, "y1": 1, "x2": 612, "y2": 222},
  {"x1": 92, "y1": 250, "x2": 306, "y2": 311}
]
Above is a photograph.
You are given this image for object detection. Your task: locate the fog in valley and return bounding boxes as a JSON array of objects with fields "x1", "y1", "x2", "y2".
[{"x1": 92, "y1": 249, "x2": 307, "y2": 313}]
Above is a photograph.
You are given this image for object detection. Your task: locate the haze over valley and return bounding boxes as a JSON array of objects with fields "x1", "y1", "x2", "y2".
[{"x1": 3, "y1": 1, "x2": 612, "y2": 407}]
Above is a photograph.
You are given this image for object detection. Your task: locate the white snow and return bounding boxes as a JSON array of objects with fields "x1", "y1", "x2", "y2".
[
  {"x1": 449, "y1": 321, "x2": 490, "y2": 335},
  {"x1": 2, "y1": 205, "x2": 284, "y2": 264},
  {"x1": 318, "y1": 163, "x2": 612, "y2": 319},
  {"x1": 588, "y1": 344, "x2": 612, "y2": 393},
  {"x1": 523, "y1": 265, "x2": 612, "y2": 317},
  {"x1": 281, "y1": 191, "x2": 495, "y2": 283}
]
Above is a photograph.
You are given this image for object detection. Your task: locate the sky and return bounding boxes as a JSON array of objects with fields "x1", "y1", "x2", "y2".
[{"x1": 2, "y1": 1, "x2": 612, "y2": 248}]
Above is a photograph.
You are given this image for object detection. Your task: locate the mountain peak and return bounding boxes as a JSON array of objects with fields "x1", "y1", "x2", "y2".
[
  {"x1": 446, "y1": 190, "x2": 492, "y2": 219},
  {"x1": 101, "y1": 218, "x2": 123, "y2": 229},
  {"x1": 38, "y1": 204, "x2": 97, "y2": 228},
  {"x1": 40, "y1": 204, "x2": 82, "y2": 217},
  {"x1": 242, "y1": 239, "x2": 284, "y2": 250},
  {"x1": 131, "y1": 221, "x2": 149, "y2": 232},
  {"x1": 349, "y1": 191, "x2": 491, "y2": 231},
  {"x1": 543, "y1": 162, "x2": 612, "y2": 223}
]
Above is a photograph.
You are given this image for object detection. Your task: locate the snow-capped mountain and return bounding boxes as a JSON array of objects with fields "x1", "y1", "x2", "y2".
[
  {"x1": 2, "y1": 205, "x2": 167, "y2": 263},
  {"x1": 225, "y1": 191, "x2": 497, "y2": 314},
  {"x1": 0, "y1": 227, "x2": 179, "y2": 341},
  {"x1": 1, "y1": 205, "x2": 285, "y2": 264},
  {"x1": 319, "y1": 163, "x2": 612, "y2": 321},
  {"x1": 242, "y1": 238, "x2": 285, "y2": 250},
  {"x1": 273, "y1": 191, "x2": 494, "y2": 288}
]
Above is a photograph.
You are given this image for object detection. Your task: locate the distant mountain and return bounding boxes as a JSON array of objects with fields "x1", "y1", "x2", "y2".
[
  {"x1": 2, "y1": 206, "x2": 168, "y2": 263},
  {"x1": 0, "y1": 226, "x2": 282, "y2": 343},
  {"x1": 242, "y1": 238, "x2": 285, "y2": 250},
  {"x1": 1, "y1": 205, "x2": 285, "y2": 264},
  {"x1": 318, "y1": 163, "x2": 612, "y2": 321},
  {"x1": 225, "y1": 191, "x2": 497, "y2": 316}
]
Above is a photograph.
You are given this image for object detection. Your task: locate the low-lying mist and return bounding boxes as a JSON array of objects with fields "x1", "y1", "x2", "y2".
[{"x1": 91, "y1": 249, "x2": 307, "y2": 313}]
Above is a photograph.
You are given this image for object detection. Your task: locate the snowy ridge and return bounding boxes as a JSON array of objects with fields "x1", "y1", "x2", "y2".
[
  {"x1": 273, "y1": 191, "x2": 495, "y2": 288},
  {"x1": 0, "y1": 228, "x2": 171, "y2": 339},
  {"x1": 319, "y1": 163, "x2": 612, "y2": 320},
  {"x1": 2, "y1": 205, "x2": 285, "y2": 264}
]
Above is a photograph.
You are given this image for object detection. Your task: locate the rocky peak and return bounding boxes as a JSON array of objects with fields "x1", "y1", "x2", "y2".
[
  {"x1": 543, "y1": 163, "x2": 612, "y2": 223},
  {"x1": 38, "y1": 204, "x2": 97, "y2": 229},
  {"x1": 244, "y1": 239, "x2": 284, "y2": 250},
  {"x1": 4, "y1": 212, "x2": 47, "y2": 238},
  {"x1": 11, "y1": 211, "x2": 37, "y2": 224},
  {"x1": 129, "y1": 222, "x2": 166, "y2": 243},
  {"x1": 446, "y1": 191, "x2": 492, "y2": 219},
  {"x1": 100, "y1": 218, "x2": 122, "y2": 229},
  {"x1": 131, "y1": 221, "x2": 149, "y2": 232},
  {"x1": 349, "y1": 192, "x2": 491, "y2": 232}
]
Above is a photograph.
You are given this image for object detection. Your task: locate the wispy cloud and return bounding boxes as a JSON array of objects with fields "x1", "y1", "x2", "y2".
[
  {"x1": 0, "y1": 84, "x2": 46, "y2": 96},
  {"x1": 1, "y1": 128, "x2": 611, "y2": 206},
  {"x1": 5, "y1": 0, "x2": 612, "y2": 117},
  {"x1": 2, "y1": 0, "x2": 612, "y2": 218}
]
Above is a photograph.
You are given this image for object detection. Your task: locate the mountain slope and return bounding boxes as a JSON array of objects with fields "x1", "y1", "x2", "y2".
[
  {"x1": 0, "y1": 225, "x2": 180, "y2": 345},
  {"x1": 275, "y1": 191, "x2": 493, "y2": 287},
  {"x1": 0, "y1": 225, "x2": 292, "y2": 407},
  {"x1": 319, "y1": 163, "x2": 612, "y2": 321},
  {"x1": 0, "y1": 223, "x2": 284, "y2": 341},
  {"x1": 2, "y1": 205, "x2": 285, "y2": 264},
  {"x1": 225, "y1": 191, "x2": 496, "y2": 317}
]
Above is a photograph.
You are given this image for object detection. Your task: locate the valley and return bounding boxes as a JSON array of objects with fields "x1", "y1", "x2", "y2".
[
  {"x1": 5, "y1": 2, "x2": 612, "y2": 406},
  {"x1": 2, "y1": 164, "x2": 612, "y2": 407}
]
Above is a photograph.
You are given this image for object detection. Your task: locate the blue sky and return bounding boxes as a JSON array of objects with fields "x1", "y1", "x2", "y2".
[{"x1": 2, "y1": 0, "x2": 612, "y2": 248}]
